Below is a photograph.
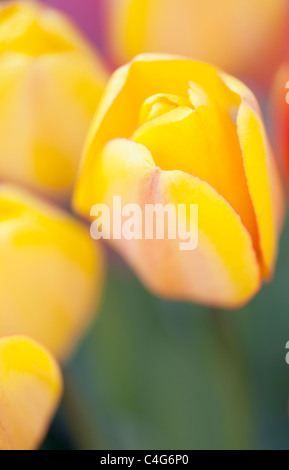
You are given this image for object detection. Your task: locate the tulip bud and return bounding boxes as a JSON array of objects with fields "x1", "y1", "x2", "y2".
[
  {"x1": 0, "y1": 1, "x2": 108, "y2": 203},
  {"x1": 74, "y1": 54, "x2": 284, "y2": 309},
  {"x1": 0, "y1": 336, "x2": 62, "y2": 450},
  {"x1": 0, "y1": 184, "x2": 104, "y2": 360}
]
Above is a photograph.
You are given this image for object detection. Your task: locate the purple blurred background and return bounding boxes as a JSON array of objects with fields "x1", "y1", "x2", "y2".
[{"x1": 43, "y1": 0, "x2": 105, "y2": 52}]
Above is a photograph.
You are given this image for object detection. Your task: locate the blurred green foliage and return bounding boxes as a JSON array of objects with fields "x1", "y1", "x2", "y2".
[{"x1": 44, "y1": 219, "x2": 289, "y2": 450}]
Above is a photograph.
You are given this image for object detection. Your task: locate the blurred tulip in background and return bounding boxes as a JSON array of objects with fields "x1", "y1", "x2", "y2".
[
  {"x1": 0, "y1": 336, "x2": 62, "y2": 450},
  {"x1": 0, "y1": 1, "x2": 108, "y2": 203},
  {"x1": 0, "y1": 184, "x2": 104, "y2": 361},
  {"x1": 0, "y1": 3, "x2": 106, "y2": 450},
  {"x1": 105, "y1": 0, "x2": 288, "y2": 90}
]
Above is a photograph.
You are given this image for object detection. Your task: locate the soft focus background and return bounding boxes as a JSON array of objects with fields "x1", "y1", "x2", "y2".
[
  {"x1": 4, "y1": 0, "x2": 288, "y2": 449},
  {"x1": 44, "y1": 0, "x2": 104, "y2": 50}
]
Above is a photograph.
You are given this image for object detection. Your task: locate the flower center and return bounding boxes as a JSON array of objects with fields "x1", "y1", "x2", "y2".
[{"x1": 139, "y1": 93, "x2": 194, "y2": 125}]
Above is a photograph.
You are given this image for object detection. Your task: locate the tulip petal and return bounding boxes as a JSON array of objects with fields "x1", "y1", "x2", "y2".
[
  {"x1": 0, "y1": 185, "x2": 104, "y2": 361},
  {"x1": 220, "y1": 73, "x2": 285, "y2": 277},
  {"x1": 131, "y1": 91, "x2": 259, "y2": 252},
  {"x1": 236, "y1": 103, "x2": 277, "y2": 277},
  {"x1": 0, "y1": 336, "x2": 62, "y2": 450},
  {"x1": 91, "y1": 138, "x2": 261, "y2": 308}
]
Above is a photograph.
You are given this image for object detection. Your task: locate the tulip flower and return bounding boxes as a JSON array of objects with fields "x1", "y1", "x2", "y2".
[
  {"x1": 271, "y1": 64, "x2": 289, "y2": 188},
  {"x1": 0, "y1": 336, "x2": 62, "y2": 450},
  {"x1": 0, "y1": 184, "x2": 104, "y2": 361},
  {"x1": 106, "y1": 0, "x2": 287, "y2": 88},
  {"x1": 74, "y1": 54, "x2": 284, "y2": 309},
  {"x1": 0, "y1": 0, "x2": 108, "y2": 203}
]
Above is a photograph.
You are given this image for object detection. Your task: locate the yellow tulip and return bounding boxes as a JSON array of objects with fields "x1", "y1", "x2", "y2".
[
  {"x1": 0, "y1": 336, "x2": 62, "y2": 450},
  {"x1": 0, "y1": 0, "x2": 108, "y2": 203},
  {"x1": 106, "y1": 0, "x2": 287, "y2": 87},
  {"x1": 74, "y1": 54, "x2": 284, "y2": 309},
  {"x1": 0, "y1": 184, "x2": 104, "y2": 360}
]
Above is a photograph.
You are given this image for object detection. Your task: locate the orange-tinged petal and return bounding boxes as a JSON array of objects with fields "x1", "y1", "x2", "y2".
[
  {"x1": 88, "y1": 138, "x2": 261, "y2": 308},
  {"x1": 0, "y1": 185, "x2": 105, "y2": 361},
  {"x1": 221, "y1": 73, "x2": 285, "y2": 278},
  {"x1": 0, "y1": 336, "x2": 62, "y2": 450},
  {"x1": 236, "y1": 104, "x2": 276, "y2": 278}
]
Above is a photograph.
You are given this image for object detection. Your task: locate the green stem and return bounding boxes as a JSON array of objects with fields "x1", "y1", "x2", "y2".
[{"x1": 209, "y1": 308, "x2": 253, "y2": 450}]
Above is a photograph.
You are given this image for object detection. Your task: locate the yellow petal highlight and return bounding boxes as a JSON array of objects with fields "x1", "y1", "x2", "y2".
[
  {"x1": 0, "y1": 1, "x2": 108, "y2": 203},
  {"x1": 0, "y1": 185, "x2": 105, "y2": 361},
  {"x1": 0, "y1": 336, "x2": 62, "y2": 450}
]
